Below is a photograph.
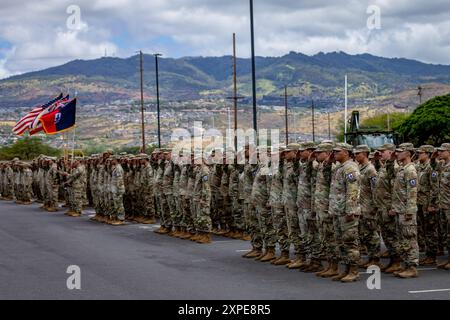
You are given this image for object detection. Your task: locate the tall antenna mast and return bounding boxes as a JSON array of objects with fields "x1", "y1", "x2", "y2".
[{"x1": 344, "y1": 74, "x2": 348, "y2": 143}]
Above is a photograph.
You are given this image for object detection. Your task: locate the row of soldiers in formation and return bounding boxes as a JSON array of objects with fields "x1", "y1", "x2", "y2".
[{"x1": 0, "y1": 141, "x2": 449, "y2": 282}]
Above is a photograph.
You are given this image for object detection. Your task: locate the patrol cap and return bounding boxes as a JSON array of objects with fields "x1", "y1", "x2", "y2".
[
  {"x1": 12, "y1": 157, "x2": 20, "y2": 161},
  {"x1": 437, "y1": 143, "x2": 450, "y2": 152},
  {"x1": 376, "y1": 143, "x2": 396, "y2": 152},
  {"x1": 298, "y1": 141, "x2": 316, "y2": 151},
  {"x1": 353, "y1": 144, "x2": 371, "y2": 154},
  {"x1": 396, "y1": 143, "x2": 415, "y2": 152},
  {"x1": 151, "y1": 148, "x2": 161, "y2": 154},
  {"x1": 104, "y1": 149, "x2": 113, "y2": 155},
  {"x1": 369, "y1": 152, "x2": 375, "y2": 159},
  {"x1": 119, "y1": 152, "x2": 127, "y2": 156},
  {"x1": 315, "y1": 143, "x2": 334, "y2": 152},
  {"x1": 284, "y1": 143, "x2": 300, "y2": 152},
  {"x1": 417, "y1": 145, "x2": 435, "y2": 153},
  {"x1": 333, "y1": 143, "x2": 353, "y2": 152}
]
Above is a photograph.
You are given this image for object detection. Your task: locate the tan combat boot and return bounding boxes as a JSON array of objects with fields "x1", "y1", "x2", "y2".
[
  {"x1": 111, "y1": 218, "x2": 125, "y2": 226},
  {"x1": 244, "y1": 248, "x2": 263, "y2": 259},
  {"x1": 260, "y1": 248, "x2": 276, "y2": 262},
  {"x1": 271, "y1": 251, "x2": 291, "y2": 266},
  {"x1": 46, "y1": 207, "x2": 58, "y2": 212},
  {"x1": 365, "y1": 258, "x2": 382, "y2": 268},
  {"x1": 331, "y1": 264, "x2": 350, "y2": 281},
  {"x1": 384, "y1": 259, "x2": 403, "y2": 274},
  {"x1": 241, "y1": 234, "x2": 252, "y2": 241},
  {"x1": 341, "y1": 265, "x2": 360, "y2": 282},
  {"x1": 287, "y1": 256, "x2": 307, "y2": 269},
  {"x1": 233, "y1": 230, "x2": 245, "y2": 240},
  {"x1": 419, "y1": 256, "x2": 436, "y2": 266},
  {"x1": 320, "y1": 260, "x2": 340, "y2": 278},
  {"x1": 437, "y1": 255, "x2": 450, "y2": 269},
  {"x1": 316, "y1": 260, "x2": 331, "y2": 277},
  {"x1": 154, "y1": 226, "x2": 170, "y2": 234},
  {"x1": 303, "y1": 259, "x2": 323, "y2": 273},
  {"x1": 197, "y1": 232, "x2": 212, "y2": 244},
  {"x1": 397, "y1": 266, "x2": 419, "y2": 278},
  {"x1": 71, "y1": 211, "x2": 82, "y2": 217}
]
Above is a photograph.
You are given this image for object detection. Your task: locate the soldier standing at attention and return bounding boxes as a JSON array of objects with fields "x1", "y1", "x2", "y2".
[
  {"x1": 435, "y1": 143, "x2": 450, "y2": 270},
  {"x1": 390, "y1": 143, "x2": 420, "y2": 278},
  {"x1": 109, "y1": 156, "x2": 126, "y2": 226},
  {"x1": 269, "y1": 147, "x2": 290, "y2": 265},
  {"x1": 313, "y1": 144, "x2": 337, "y2": 278},
  {"x1": 282, "y1": 143, "x2": 302, "y2": 269},
  {"x1": 62, "y1": 158, "x2": 86, "y2": 217},
  {"x1": 191, "y1": 153, "x2": 213, "y2": 244},
  {"x1": 46, "y1": 157, "x2": 59, "y2": 212},
  {"x1": 251, "y1": 147, "x2": 276, "y2": 262},
  {"x1": 354, "y1": 145, "x2": 381, "y2": 268},
  {"x1": 329, "y1": 143, "x2": 361, "y2": 283},
  {"x1": 140, "y1": 154, "x2": 156, "y2": 224},
  {"x1": 416, "y1": 145, "x2": 439, "y2": 266},
  {"x1": 21, "y1": 163, "x2": 33, "y2": 205}
]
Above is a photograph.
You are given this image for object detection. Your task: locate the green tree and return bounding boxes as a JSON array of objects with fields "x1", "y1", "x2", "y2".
[
  {"x1": 396, "y1": 94, "x2": 450, "y2": 145},
  {"x1": 0, "y1": 137, "x2": 61, "y2": 160}
]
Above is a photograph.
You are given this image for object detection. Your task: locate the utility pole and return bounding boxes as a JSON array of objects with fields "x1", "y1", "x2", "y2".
[
  {"x1": 139, "y1": 50, "x2": 146, "y2": 153},
  {"x1": 154, "y1": 53, "x2": 162, "y2": 148},
  {"x1": 227, "y1": 33, "x2": 244, "y2": 151},
  {"x1": 344, "y1": 74, "x2": 348, "y2": 143},
  {"x1": 417, "y1": 86, "x2": 423, "y2": 105},
  {"x1": 249, "y1": 0, "x2": 257, "y2": 134},
  {"x1": 328, "y1": 112, "x2": 331, "y2": 140},
  {"x1": 282, "y1": 85, "x2": 292, "y2": 144},
  {"x1": 311, "y1": 99, "x2": 315, "y2": 142}
]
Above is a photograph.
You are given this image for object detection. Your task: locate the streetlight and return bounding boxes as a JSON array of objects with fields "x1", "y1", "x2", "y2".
[{"x1": 154, "y1": 53, "x2": 162, "y2": 148}]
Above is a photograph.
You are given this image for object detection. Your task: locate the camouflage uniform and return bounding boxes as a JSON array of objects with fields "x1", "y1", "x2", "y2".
[
  {"x1": 269, "y1": 160, "x2": 289, "y2": 253},
  {"x1": 283, "y1": 160, "x2": 301, "y2": 256},
  {"x1": 416, "y1": 146, "x2": 439, "y2": 258},
  {"x1": 4, "y1": 165, "x2": 14, "y2": 200},
  {"x1": 193, "y1": 163, "x2": 212, "y2": 232},
  {"x1": 22, "y1": 165, "x2": 33, "y2": 203},
  {"x1": 219, "y1": 164, "x2": 233, "y2": 231},
  {"x1": 436, "y1": 143, "x2": 450, "y2": 255},
  {"x1": 154, "y1": 160, "x2": 166, "y2": 227},
  {"x1": 111, "y1": 162, "x2": 125, "y2": 221},
  {"x1": 66, "y1": 164, "x2": 87, "y2": 214},
  {"x1": 162, "y1": 159, "x2": 175, "y2": 229},
  {"x1": 141, "y1": 160, "x2": 156, "y2": 220},
  {"x1": 251, "y1": 161, "x2": 275, "y2": 250},
  {"x1": 358, "y1": 157, "x2": 380, "y2": 260},
  {"x1": 244, "y1": 163, "x2": 261, "y2": 249},
  {"x1": 172, "y1": 164, "x2": 183, "y2": 227},
  {"x1": 329, "y1": 156, "x2": 361, "y2": 266},
  {"x1": 391, "y1": 156, "x2": 419, "y2": 268},
  {"x1": 314, "y1": 159, "x2": 334, "y2": 260},
  {"x1": 185, "y1": 164, "x2": 197, "y2": 232},
  {"x1": 210, "y1": 163, "x2": 224, "y2": 230},
  {"x1": 46, "y1": 162, "x2": 59, "y2": 209},
  {"x1": 229, "y1": 164, "x2": 245, "y2": 232},
  {"x1": 179, "y1": 163, "x2": 193, "y2": 231}
]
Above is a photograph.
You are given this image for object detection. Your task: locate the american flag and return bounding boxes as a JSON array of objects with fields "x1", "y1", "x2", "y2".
[
  {"x1": 29, "y1": 95, "x2": 70, "y2": 135},
  {"x1": 12, "y1": 94, "x2": 64, "y2": 136}
]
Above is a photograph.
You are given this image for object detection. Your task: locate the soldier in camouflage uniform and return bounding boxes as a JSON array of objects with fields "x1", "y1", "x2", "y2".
[
  {"x1": 154, "y1": 151, "x2": 170, "y2": 234},
  {"x1": 251, "y1": 147, "x2": 276, "y2": 262},
  {"x1": 210, "y1": 154, "x2": 224, "y2": 234},
  {"x1": 242, "y1": 145, "x2": 263, "y2": 258},
  {"x1": 171, "y1": 158, "x2": 184, "y2": 235},
  {"x1": 162, "y1": 150, "x2": 175, "y2": 235},
  {"x1": 45, "y1": 157, "x2": 59, "y2": 212},
  {"x1": 297, "y1": 142, "x2": 323, "y2": 272},
  {"x1": 373, "y1": 144, "x2": 400, "y2": 271},
  {"x1": 177, "y1": 156, "x2": 194, "y2": 239},
  {"x1": 269, "y1": 148, "x2": 290, "y2": 265},
  {"x1": 328, "y1": 143, "x2": 361, "y2": 282},
  {"x1": 436, "y1": 143, "x2": 450, "y2": 270},
  {"x1": 109, "y1": 156, "x2": 125, "y2": 225},
  {"x1": 62, "y1": 158, "x2": 87, "y2": 217},
  {"x1": 190, "y1": 154, "x2": 213, "y2": 243},
  {"x1": 313, "y1": 143, "x2": 338, "y2": 278},
  {"x1": 228, "y1": 157, "x2": 245, "y2": 240},
  {"x1": 279, "y1": 144, "x2": 302, "y2": 268},
  {"x1": 21, "y1": 163, "x2": 33, "y2": 205},
  {"x1": 220, "y1": 159, "x2": 233, "y2": 237},
  {"x1": 140, "y1": 154, "x2": 156, "y2": 224},
  {"x1": 416, "y1": 145, "x2": 440, "y2": 266},
  {"x1": 389, "y1": 143, "x2": 420, "y2": 278},
  {"x1": 354, "y1": 145, "x2": 381, "y2": 267},
  {"x1": 3, "y1": 162, "x2": 14, "y2": 200}
]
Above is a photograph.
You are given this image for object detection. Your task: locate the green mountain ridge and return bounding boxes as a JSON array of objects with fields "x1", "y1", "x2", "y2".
[{"x1": 1, "y1": 51, "x2": 450, "y2": 108}]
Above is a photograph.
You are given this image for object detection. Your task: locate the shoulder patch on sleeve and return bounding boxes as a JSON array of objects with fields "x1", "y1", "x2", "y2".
[
  {"x1": 370, "y1": 176, "x2": 377, "y2": 183},
  {"x1": 431, "y1": 171, "x2": 438, "y2": 179},
  {"x1": 409, "y1": 179, "x2": 417, "y2": 187},
  {"x1": 346, "y1": 172, "x2": 357, "y2": 183},
  {"x1": 203, "y1": 175, "x2": 208, "y2": 182}
]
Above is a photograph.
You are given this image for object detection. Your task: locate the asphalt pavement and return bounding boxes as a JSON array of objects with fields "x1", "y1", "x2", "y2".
[{"x1": 0, "y1": 200, "x2": 449, "y2": 300}]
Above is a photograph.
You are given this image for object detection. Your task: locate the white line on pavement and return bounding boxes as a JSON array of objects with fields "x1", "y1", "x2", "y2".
[
  {"x1": 409, "y1": 289, "x2": 450, "y2": 294},
  {"x1": 236, "y1": 249, "x2": 249, "y2": 252}
]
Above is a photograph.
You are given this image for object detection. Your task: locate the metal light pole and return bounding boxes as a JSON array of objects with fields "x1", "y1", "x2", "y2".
[
  {"x1": 249, "y1": 0, "x2": 257, "y2": 133},
  {"x1": 154, "y1": 53, "x2": 162, "y2": 148},
  {"x1": 139, "y1": 50, "x2": 146, "y2": 153},
  {"x1": 311, "y1": 99, "x2": 315, "y2": 142}
]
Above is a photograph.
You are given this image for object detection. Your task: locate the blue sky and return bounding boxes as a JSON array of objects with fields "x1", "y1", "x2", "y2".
[{"x1": 1, "y1": 0, "x2": 450, "y2": 79}]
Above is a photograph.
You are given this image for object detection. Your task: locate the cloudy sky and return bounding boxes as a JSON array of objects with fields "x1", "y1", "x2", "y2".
[{"x1": 1, "y1": 0, "x2": 450, "y2": 79}]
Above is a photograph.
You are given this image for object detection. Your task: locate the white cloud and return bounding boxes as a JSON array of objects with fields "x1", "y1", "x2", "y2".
[{"x1": 1, "y1": 0, "x2": 450, "y2": 79}]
